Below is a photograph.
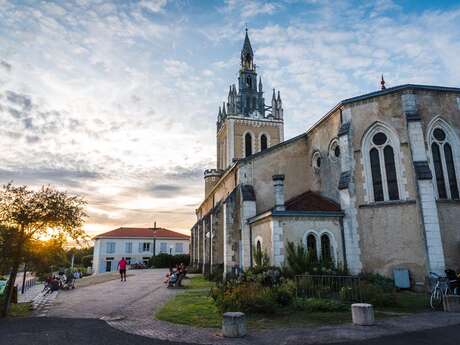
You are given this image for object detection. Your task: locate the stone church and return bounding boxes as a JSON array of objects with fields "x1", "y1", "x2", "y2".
[{"x1": 190, "y1": 30, "x2": 460, "y2": 287}]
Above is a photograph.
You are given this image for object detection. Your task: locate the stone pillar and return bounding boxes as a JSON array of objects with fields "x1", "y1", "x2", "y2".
[
  {"x1": 272, "y1": 174, "x2": 285, "y2": 211},
  {"x1": 202, "y1": 219, "x2": 206, "y2": 273},
  {"x1": 403, "y1": 92, "x2": 446, "y2": 275},
  {"x1": 337, "y1": 108, "x2": 363, "y2": 274},
  {"x1": 240, "y1": 185, "x2": 256, "y2": 269},
  {"x1": 271, "y1": 219, "x2": 285, "y2": 267}
]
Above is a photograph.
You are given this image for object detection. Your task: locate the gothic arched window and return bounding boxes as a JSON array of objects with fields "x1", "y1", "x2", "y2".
[
  {"x1": 429, "y1": 122, "x2": 460, "y2": 200},
  {"x1": 362, "y1": 123, "x2": 404, "y2": 203},
  {"x1": 320, "y1": 234, "x2": 332, "y2": 262},
  {"x1": 245, "y1": 132, "x2": 252, "y2": 157},
  {"x1": 260, "y1": 134, "x2": 268, "y2": 151},
  {"x1": 306, "y1": 234, "x2": 317, "y2": 259}
]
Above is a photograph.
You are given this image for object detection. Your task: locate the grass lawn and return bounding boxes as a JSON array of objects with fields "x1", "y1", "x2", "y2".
[
  {"x1": 379, "y1": 291, "x2": 429, "y2": 315},
  {"x1": 8, "y1": 302, "x2": 33, "y2": 317},
  {"x1": 156, "y1": 276, "x2": 430, "y2": 330},
  {"x1": 156, "y1": 276, "x2": 221, "y2": 328}
]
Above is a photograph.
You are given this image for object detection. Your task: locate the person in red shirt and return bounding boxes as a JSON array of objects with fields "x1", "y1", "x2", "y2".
[{"x1": 117, "y1": 257, "x2": 127, "y2": 282}]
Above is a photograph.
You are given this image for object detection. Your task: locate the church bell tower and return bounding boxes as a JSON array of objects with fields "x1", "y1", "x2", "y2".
[{"x1": 204, "y1": 30, "x2": 285, "y2": 197}]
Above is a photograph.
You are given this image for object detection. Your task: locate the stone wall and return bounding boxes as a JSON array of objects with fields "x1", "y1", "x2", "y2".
[
  {"x1": 357, "y1": 202, "x2": 427, "y2": 282},
  {"x1": 438, "y1": 201, "x2": 460, "y2": 270}
]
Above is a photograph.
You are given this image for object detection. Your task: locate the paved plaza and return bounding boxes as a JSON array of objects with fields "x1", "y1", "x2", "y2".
[{"x1": 10, "y1": 269, "x2": 460, "y2": 345}]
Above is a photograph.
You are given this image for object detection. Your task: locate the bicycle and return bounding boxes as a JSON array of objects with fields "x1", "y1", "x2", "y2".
[{"x1": 429, "y1": 272, "x2": 451, "y2": 310}]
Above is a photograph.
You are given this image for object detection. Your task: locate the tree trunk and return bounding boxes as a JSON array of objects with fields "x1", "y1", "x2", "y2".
[
  {"x1": 1, "y1": 261, "x2": 19, "y2": 317},
  {"x1": 1, "y1": 228, "x2": 24, "y2": 318}
]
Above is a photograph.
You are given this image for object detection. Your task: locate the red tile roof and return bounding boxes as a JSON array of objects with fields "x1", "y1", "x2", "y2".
[
  {"x1": 285, "y1": 191, "x2": 341, "y2": 212},
  {"x1": 94, "y1": 227, "x2": 190, "y2": 240}
]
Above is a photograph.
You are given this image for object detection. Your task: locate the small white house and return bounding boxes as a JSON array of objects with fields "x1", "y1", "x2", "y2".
[{"x1": 92, "y1": 227, "x2": 190, "y2": 274}]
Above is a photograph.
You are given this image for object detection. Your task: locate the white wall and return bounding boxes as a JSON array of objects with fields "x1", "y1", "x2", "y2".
[{"x1": 93, "y1": 237, "x2": 190, "y2": 274}]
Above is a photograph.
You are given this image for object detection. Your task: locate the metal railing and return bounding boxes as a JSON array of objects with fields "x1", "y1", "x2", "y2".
[
  {"x1": 295, "y1": 274, "x2": 362, "y2": 302},
  {"x1": 16, "y1": 277, "x2": 37, "y2": 294}
]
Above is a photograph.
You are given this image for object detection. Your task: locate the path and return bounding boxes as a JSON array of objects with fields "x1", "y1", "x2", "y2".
[{"x1": 46, "y1": 269, "x2": 175, "y2": 319}]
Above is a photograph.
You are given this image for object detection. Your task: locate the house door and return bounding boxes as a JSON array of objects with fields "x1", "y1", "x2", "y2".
[{"x1": 105, "y1": 260, "x2": 112, "y2": 272}]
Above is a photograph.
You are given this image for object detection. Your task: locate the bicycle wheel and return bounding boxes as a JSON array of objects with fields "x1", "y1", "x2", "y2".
[{"x1": 430, "y1": 287, "x2": 443, "y2": 310}]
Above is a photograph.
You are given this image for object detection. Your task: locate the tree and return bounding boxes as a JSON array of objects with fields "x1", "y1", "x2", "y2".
[
  {"x1": 0, "y1": 225, "x2": 19, "y2": 276},
  {"x1": 0, "y1": 183, "x2": 87, "y2": 317},
  {"x1": 27, "y1": 236, "x2": 69, "y2": 280}
]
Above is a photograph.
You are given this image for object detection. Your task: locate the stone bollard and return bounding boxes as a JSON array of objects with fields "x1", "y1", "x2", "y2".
[
  {"x1": 222, "y1": 312, "x2": 247, "y2": 337},
  {"x1": 351, "y1": 303, "x2": 374, "y2": 326}
]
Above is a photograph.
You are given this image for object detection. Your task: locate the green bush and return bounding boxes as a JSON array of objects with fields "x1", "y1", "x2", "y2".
[
  {"x1": 359, "y1": 272, "x2": 394, "y2": 292},
  {"x1": 210, "y1": 281, "x2": 276, "y2": 314},
  {"x1": 149, "y1": 254, "x2": 190, "y2": 268},
  {"x1": 359, "y1": 282, "x2": 398, "y2": 307},
  {"x1": 293, "y1": 298, "x2": 349, "y2": 312},
  {"x1": 272, "y1": 280, "x2": 296, "y2": 306}
]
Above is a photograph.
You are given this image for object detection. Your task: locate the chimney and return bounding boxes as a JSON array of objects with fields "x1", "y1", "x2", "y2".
[{"x1": 272, "y1": 174, "x2": 285, "y2": 211}]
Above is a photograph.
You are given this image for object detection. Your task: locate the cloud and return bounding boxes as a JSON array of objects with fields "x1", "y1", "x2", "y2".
[
  {"x1": 0, "y1": 60, "x2": 11, "y2": 72},
  {"x1": 1, "y1": 0, "x2": 460, "y2": 236},
  {"x1": 139, "y1": 0, "x2": 168, "y2": 13}
]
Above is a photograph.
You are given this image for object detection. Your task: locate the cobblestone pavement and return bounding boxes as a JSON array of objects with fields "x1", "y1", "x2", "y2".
[
  {"x1": 17, "y1": 283, "x2": 44, "y2": 303},
  {"x1": 109, "y1": 311, "x2": 460, "y2": 345},
  {"x1": 32, "y1": 290, "x2": 59, "y2": 317}
]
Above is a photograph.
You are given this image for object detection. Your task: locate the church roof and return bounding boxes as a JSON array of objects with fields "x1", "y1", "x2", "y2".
[
  {"x1": 94, "y1": 227, "x2": 190, "y2": 240},
  {"x1": 285, "y1": 191, "x2": 341, "y2": 212},
  {"x1": 241, "y1": 29, "x2": 253, "y2": 57}
]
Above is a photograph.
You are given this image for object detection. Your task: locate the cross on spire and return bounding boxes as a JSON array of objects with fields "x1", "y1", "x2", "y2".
[{"x1": 381, "y1": 74, "x2": 386, "y2": 90}]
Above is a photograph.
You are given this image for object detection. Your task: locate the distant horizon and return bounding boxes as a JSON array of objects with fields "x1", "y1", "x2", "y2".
[{"x1": 1, "y1": 0, "x2": 460, "y2": 237}]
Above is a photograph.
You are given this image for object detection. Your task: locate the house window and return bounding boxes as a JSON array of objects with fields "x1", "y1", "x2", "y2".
[
  {"x1": 160, "y1": 242, "x2": 168, "y2": 253},
  {"x1": 125, "y1": 242, "x2": 132, "y2": 254},
  {"x1": 142, "y1": 242, "x2": 151, "y2": 252},
  {"x1": 430, "y1": 126, "x2": 460, "y2": 200},
  {"x1": 363, "y1": 124, "x2": 403, "y2": 203},
  {"x1": 245, "y1": 133, "x2": 253, "y2": 157},
  {"x1": 260, "y1": 134, "x2": 268, "y2": 151},
  {"x1": 320, "y1": 234, "x2": 332, "y2": 262},
  {"x1": 175, "y1": 243, "x2": 183, "y2": 254},
  {"x1": 125, "y1": 257, "x2": 131, "y2": 265},
  {"x1": 106, "y1": 242, "x2": 115, "y2": 254}
]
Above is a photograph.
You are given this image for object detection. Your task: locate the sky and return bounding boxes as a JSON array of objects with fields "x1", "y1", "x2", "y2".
[{"x1": 1, "y1": 0, "x2": 460, "y2": 237}]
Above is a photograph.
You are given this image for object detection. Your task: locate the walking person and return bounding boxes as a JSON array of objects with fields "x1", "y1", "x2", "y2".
[{"x1": 117, "y1": 257, "x2": 127, "y2": 282}]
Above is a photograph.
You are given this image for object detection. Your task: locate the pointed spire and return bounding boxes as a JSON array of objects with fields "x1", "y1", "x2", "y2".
[
  {"x1": 258, "y1": 77, "x2": 263, "y2": 92},
  {"x1": 241, "y1": 28, "x2": 253, "y2": 57},
  {"x1": 228, "y1": 85, "x2": 232, "y2": 96},
  {"x1": 272, "y1": 88, "x2": 276, "y2": 100},
  {"x1": 241, "y1": 28, "x2": 254, "y2": 70},
  {"x1": 380, "y1": 74, "x2": 386, "y2": 90},
  {"x1": 218, "y1": 106, "x2": 222, "y2": 118},
  {"x1": 222, "y1": 102, "x2": 226, "y2": 116},
  {"x1": 277, "y1": 90, "x2": 281, "y2": 101}
]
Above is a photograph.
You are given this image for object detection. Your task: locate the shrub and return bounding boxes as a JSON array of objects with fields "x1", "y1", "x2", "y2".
[
  {"x1": 150, "y1": 254, "x2": 190, "y2": 268},
  {"x1": 211, "y1": 281, "x2": 276, "y2": 314},
  {"x1": 359, "y1": 282, "x2": 398, "y2": 307},
  {"x1": 293, "y1": 298, "x2": 349, "y2": 312},
  {"x1": 359, "y1": 272, "x2": 394, "y2": 292},
  {"x1": 273, "y1": 280, "x2": 296, "y2": 306}
]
